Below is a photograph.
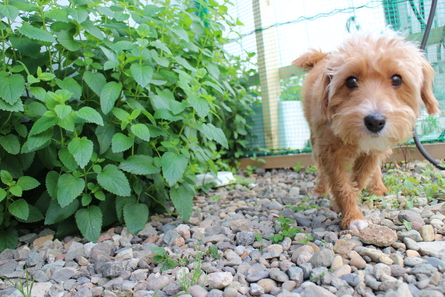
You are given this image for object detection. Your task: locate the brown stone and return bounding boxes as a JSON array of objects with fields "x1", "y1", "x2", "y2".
[
  {"x1": 357, "y1": 224, "x2": 397, "y2": 247},
  {"x1": 419, "y1": 225, "x2": 435, "y2": 242},
  {"x1": 334, "y1": 239, "x2": 356, "y2": 255},
  {"x1": 33, "y1": 235, "x2": 54, "y2": 247}
]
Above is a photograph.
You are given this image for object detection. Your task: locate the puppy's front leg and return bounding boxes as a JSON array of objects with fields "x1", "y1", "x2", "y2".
[
  {"x1": 352, "y1": 153, "x2": 388, "y2": 195},
  {"x1": 319, "y1": 154, "x2": 368, "y2": 230}
]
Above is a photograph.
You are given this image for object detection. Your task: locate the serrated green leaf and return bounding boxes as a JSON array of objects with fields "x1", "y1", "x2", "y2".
[
  {"x1": 198, "y1": 123, "x2": 228, "y2": 148},
  {"x1": 112, "y1": 40, "x2": 137, "y2": 51},
  {"x1": 45, "y1": 199, "x2": 79, "y2": 225},
  {"x1": 112, "y1": 107, "x2": 130, "y2": 121},
  {"x1": 57, "y1": 30, "x2": 80, "y2": 51},
  {"x1": 97, "y1": 164, "x2": 131, "y2": 197},
  {"x1": 119, "y1": 155, "x2": 160, "y2": 175},
  {"x1": 68, "y1": 137, "x2": 93, "y2": 168},
  {"x1": 83, "y1": 71, "x2": 106, "y2": 96},
  {"x1": 150, "y1": 40, "x2": 172, "y2": 55},
  {"x1": 75, "y1": 206, "x2": 102, "y2": 242},
  {"x1": 1, "y1": 170, "x2": 13, "y2": 185},
  {"x1": 151, "y1": 246, "x2": 166, "y2": 256},
  {"x1": 0, "y1": 4, "x2": 19, "y2": 20},
  {"x1": 130, "y1": 64, "x2": 153, "y2": 87},
  {"x1": 9, "y1": 35, "x2": 41, "y2": 58},
  {"x1": 30, "y1": 87, "x2": 46, "y2": 101},
  {"x1": 16, "y1": 176, "x2": 40, "y2": 191},
  {"x1": 206, "y1": 63, "x2": 220, "y2": 79},
  {"x1": 45, "y1": 8, "x2": 69, "y2": 22},
  {"x1": 66, "y1": 7, "x2": 88, "y2": 23},
  {"x1": 0, "y1": 74, "x2": 25, "y2": 105},
  {"x1": 58, "y1": 148, "x2": 78, "y2": 171},
  {"x1": 0, "y1": 188, "x2": 6, "y2": 202},
  {"x1": 55, "y1": 104, "x2": 73, "y2": 119},
  {"x1": 46, "y1": 171, "x2": 59, "y2": 199},
  {"x1": 131, "y1": 123, "x2": 150, "y2": 142},
  {"x1": 111, "y1": 133, "x2": 134, "y2": 153},
  {"x1": 123, "y1": 201, "x2": 148, "y2": 234},
  {"x1": 170, "y1": 184, "x2": 193, "y2": 222},
  {"x1": 203, "y1": 81, "x2": 224, "y2": 93},
  {"x1": 95, "y1": 124, "x2": 115, "y2": 154},
  {"x1": 27, "y1": 101, "x2": 47, "y2": 117},
  {"x1": 18, "y1": 151, "x2": 35, "y2": 172},
  {"x1": 94, "y1": 190, "x2": 105, "y2": 201},
  {"x1": 19, "y1": 24, "x2": 56, "y2": 43},
  {"x1": 0, "y1": 134, "x2": 20, "y2": 154},
  {"x1": 150, "y1": 49, "x2": 169, "y2": 67},
  {"x1": 22, "y1": 128, "x2": 53, "y2": 152},
  {"x1": 81, "y1": 20, "x2": 104, "y2": 40},
  {"x1": 153, "y1": 109, "x2": 183, "y2": 121},
  {"x1": 57, "y1": 173, "x2": 85, "y2": 207},
  {"x1": 81, "y1": 194, "x2": 92, "y2": 206},
  {"x1": 9, "y1": 185, "x2": 22, "y2": 197},
  {"x1": 29, "y1": 115, "x2": 58, "y2": 137},
  {"x1": 0, "y1": 229, "x2": 18, "y2": 251},
  {"x1": 116, "y1": 196, "x2": 133, "y2": 223},
  {"x1": 137, "y1": 24, "x2": 151, "y2": 37},
  {"x1": 100, "y1": 46, "x2": 118, "y2": 63},
  {"x1": 100, "y1": 81, "x2": 122, "y2": 114},
  {"x1": 16, "y1": 205, "x2": 43, "y2": 223},
  {"x1": 174, "y1": 56, "x2": 195, "y2": 71},
  {"x1": 161, "y1": 152, "x2": 188, "y2": 186},
  {"x1": 38, "y1": 72, "x2": 56, "y2": 81},
  {"x1": 75, "y1": 107, "x2": 104, "y2": 126},
  {"x1": 188, "y1": 95, "x2": 210, "y2": 118},
  {"x1": 8, "y1": 198, "x2": 29, "y2": 220},
  {"x1": 56, "y1": 77, "x2": 82, "y2": 100},
  {"x1": 0, "y1": 98, "x2": 23, "y2": 112}
]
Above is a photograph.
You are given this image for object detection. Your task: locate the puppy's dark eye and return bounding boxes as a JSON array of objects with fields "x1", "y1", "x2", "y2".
[
  {"x1": 346, "y1": 76, "x2": 359, "y2": 89},
  {"x1": 391, "y1": 75, "x2": 402, "y2": 87}
]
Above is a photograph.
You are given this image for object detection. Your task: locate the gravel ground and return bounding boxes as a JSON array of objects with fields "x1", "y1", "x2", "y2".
[{"x1": 1, "y1": 161, "x2": 445, "y2": 297}]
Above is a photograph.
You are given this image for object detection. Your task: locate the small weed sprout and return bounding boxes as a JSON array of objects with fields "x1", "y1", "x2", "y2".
[
  {"x1": 1, "y1": 269, "x2": 34, "y2": 297},
  {"x1": 403, "y1": 220, "x2": 413, "y2": 231},
  {"x1": 269, "y1": 215, "x2": 304, "y2": 244},
  {"x1": 151, "y1": 247, "x2": 177, "y2": 271}
]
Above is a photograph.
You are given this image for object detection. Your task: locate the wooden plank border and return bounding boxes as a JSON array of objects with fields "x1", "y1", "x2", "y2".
[{"x1": 238, "y1": 143, "x2": 445, "y2": 169}]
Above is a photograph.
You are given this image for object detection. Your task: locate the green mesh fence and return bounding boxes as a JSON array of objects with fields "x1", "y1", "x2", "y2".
[{"x1": 225, "y1": 0, "x2": 445, "y2": 158}]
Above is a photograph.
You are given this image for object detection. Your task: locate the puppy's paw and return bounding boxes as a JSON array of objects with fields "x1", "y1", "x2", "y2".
[{"x1": 349, "y1": 219, "x2": 369, "y2": 230}]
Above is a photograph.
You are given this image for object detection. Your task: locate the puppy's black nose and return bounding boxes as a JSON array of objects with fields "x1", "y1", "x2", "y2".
[{"x1": 364, "y1": 114, "x2": 386, "y2": 133}]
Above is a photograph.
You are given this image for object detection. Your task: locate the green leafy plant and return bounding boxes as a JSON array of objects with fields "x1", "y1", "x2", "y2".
[
  {"x1": 0, "y1": 0, "x2": 256, "y2": 250},
  {"x1": 151, "y1": 246, "x2": 178, "y2": 271},
  {"x1": 254, "y1": 232, "x2": 263, "y2": 251},
  {"x1": 300, "y1": 234, "x2": 314, "y2": 244},
  {"x1": 285, "y1": 196, "x2": 321, "y2": 212},
  {"x1": 0, "y1": 170, "x2": 41, "y2": 250},
  {"x1": 269, "y1": 215, "x2": 303, "y2": 243},
  {"x1": 207, "y1": 244, "x2": 219, "y2": 259}
]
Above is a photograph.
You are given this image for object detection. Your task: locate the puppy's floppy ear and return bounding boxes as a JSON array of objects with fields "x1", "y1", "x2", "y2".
[
  {"x1": 318, "y1": 72, "x2": 331, "y2": 118},
  {"x1": 420, "y1": 58, "x2": 440, "y2": 114},
  {"x1": 292, "y1": 49, "x2": 327, "y2": 70},
  {"x1": 293, "y1": 49, "x2": 331, "y2": 117}
]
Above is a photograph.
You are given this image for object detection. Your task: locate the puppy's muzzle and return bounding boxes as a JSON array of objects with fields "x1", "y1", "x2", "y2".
[{"x1": 364, "y1": 114, "x2": 386, "y2": 133}]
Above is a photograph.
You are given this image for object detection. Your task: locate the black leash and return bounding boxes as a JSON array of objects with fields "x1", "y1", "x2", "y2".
[{"x1": 413, "y1": 0, "x2": 445, "y2": 170}]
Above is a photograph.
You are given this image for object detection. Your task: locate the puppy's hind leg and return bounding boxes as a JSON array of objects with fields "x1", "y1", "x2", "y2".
[
  {"x1": 313, "y1": 170, "x2": 329, "y2": 198},
  {"x1": 368, "y1": 166, "x2": 388, "y2": 196}
]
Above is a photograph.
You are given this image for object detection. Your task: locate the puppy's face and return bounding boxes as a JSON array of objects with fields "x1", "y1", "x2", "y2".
[{"x1": 320, "y1": 34, "x2": 438, "y2": 152}]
